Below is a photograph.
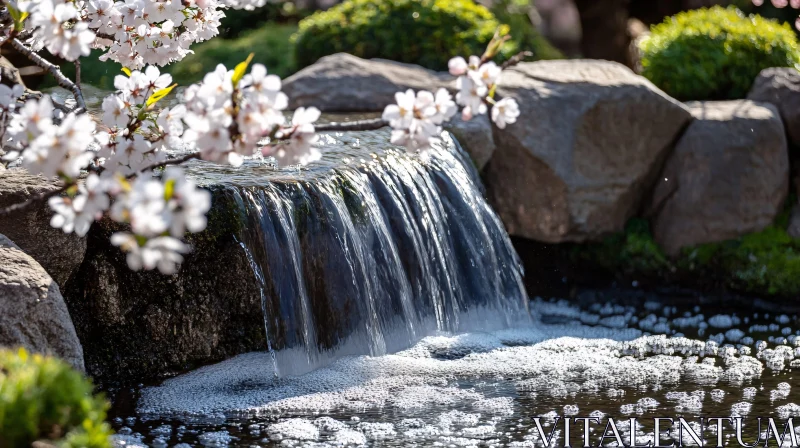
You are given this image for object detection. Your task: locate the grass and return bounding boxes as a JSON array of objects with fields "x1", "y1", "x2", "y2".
[{"x1": 55, "y1": 22, "x2": 298, "y2": 90}]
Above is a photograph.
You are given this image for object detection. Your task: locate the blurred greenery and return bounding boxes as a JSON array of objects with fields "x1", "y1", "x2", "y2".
[
  {"x1": 168, "y1": 23, "x2": 297, "y2": 85},
  {"x1": 0, "y1": 348, "x2": 113, "y2": 448},
  {"x1": 638, "y1": 6, "x2": 800, "y2": 101},
  {"x1": 58, "y1": 23, "x2": 297, "y2": 89},
  {"x1": 487, "y1": 0, "x2": 563, "y2": 61},
  {"x1": 293, "y1": 0, "x2": 560, "y2": 71}
]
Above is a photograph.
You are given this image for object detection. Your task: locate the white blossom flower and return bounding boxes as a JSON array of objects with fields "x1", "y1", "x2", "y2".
[
  {"x1": 0, "y1": 84, "x2": 24, "y2": 109},
  {"x1": 102, "y1": 94, "x2": 130, "y2": 129},
  {"x1": 475, "y1": 61, "x2": 502, "y2": 87},
  {"x1": 382, "y1": 89, "x2": 416, "y2": 129},
  {"x1": 491, "y1": 97, "x2": 520, "y2": 129},
  {"x1": 111, "y1": 232, "x2": 190, "y2": 274},
  {"x1": 163, "y1": 167, "x2": 211, "y2": 236},
  {"x1": 273, "y1": 107, "x2": 321, "y2": 165},
  {"x1": 427, "y1": 88, "x2": 457, "y2": 125},
  {"x1": 448, "y1": 56, "x2": 468, "y2": 76},
  {"x1": 456, "y1": 75, "x2": 488, "y2": 120},
  {"x1": 48, "y1": 174, "x2": 110, "y2": 236}
]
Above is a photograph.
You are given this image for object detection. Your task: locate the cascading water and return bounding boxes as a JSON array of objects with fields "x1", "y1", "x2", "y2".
[{"x1": 183, "y1": 127, "x2": 530, "y2": 377}]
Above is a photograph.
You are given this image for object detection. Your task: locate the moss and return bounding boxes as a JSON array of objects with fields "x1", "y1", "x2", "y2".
[
  {"x1": 574, "y1": 210, "x2": 800, "y2": 298},
  {"x1": 575, "y1": 219, "x2": 669, "y2": 277},
  {"x1": 0, "y1": 348, "x2": 113, "y2": 448}
]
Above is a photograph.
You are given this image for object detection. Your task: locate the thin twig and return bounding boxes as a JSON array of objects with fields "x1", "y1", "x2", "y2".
[
  {"x1": 0, "y1": 184, "x2": 69, "y2": 215},
  {"x1": 316, "y1": 118, "x2": 388, "y2": 132},
  {"x1": 125, "y1": 152, "x2": 201, "y2": 179},
  {"x1": 10, "y1": 38, "x2": 86, "y2": 113},
  {"x1": 75, "y1": 59, "x2": 81, "y2": 89},
  {"x1": 501, "y1": 51, "x2": 534, "y2": 70}
]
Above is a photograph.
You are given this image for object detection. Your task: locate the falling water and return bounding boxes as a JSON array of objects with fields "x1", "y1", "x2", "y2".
[{"x1": 183, "y1": 128, "x2": 529, "y2": 377}]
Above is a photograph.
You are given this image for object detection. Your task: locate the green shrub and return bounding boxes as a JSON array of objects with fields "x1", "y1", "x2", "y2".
[
  {"x1": 168, "y1": 23, "x2": 298, "y2": 85},
  {"x1": 0, "y1": 348, "x2": 112, "y2": 448},
  {"x1": 293, "y1": 0, "x2": 512, "y2": 71},
  {"x1": 638, "y1": 6, "x2": 800, "y2": 101},
  {"x1": 485, "y1": 0, "x2": 563, "y2": 61}
]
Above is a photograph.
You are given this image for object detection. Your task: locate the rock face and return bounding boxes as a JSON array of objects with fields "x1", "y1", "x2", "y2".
[
  {"x1": 63, "y1": 192, "x2": 266, "y2": 384},
  {"x1": 748, "y1": 68, "x2": 800, "y2": 147},
  {"x1": 283, "y1": 53, "x2": 449, "y2": 112},
  {"x1": 0, "y1": 234, "x2": 84, "y2": 371},
  {"x1": 485, "y1": 59, "x2": 692, "y2": 243},
  {"x1": 443, "y1": 114, "x2": 495, "y2": 171},
  {"x1": 0, "y1": 169, "x2": 86, "y2": 287},
  {"x1": 649, "y1": 100, "x2": 789, "y2": 256}
]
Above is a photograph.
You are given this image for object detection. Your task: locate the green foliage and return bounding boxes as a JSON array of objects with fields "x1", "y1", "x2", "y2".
[
  {"x1": 57, "y1": 23, "x2": 297, "y2": 89},
  {"x1": 168, "y1": 23, "x2": 298, "y2": 85},
  {"x1": 293, "y1": 0, "x2": 513, "y2": 71},
  {"x1": 576, "y1": 207, "x2": 800, "y2": 297},
  {"x1": 576, "y1": 219, "x2": 670, "y2": 276},
  {"x1": 719, "y1": 226, "x2": 800, "y2": 296},
  {"x1": 218, "y1": 1, "x2": 303, "y2": 38},
  {"x1": 638, "y1": 6, "x2": 800, "y2": 100},
  {"x1": 485, "y1": 0, "x2": 563, "y2": 61},
  {"x1": 0, "y1": 348, "x2": 112, "y2": 448}
]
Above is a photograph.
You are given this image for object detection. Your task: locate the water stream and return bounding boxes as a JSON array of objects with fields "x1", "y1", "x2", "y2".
[{"x1": 99, "y1": 121, "x2": 800, "y2": 447}]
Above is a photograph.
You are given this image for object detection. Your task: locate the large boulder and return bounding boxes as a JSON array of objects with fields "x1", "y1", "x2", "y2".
[
  {"x1": 0, "y1": 234, "x2": 84, "y2": 371},
  {"x1": 648, "y1": 100, "x2": 789, "y2": 256},
  {"x1": 485, "y1": 59, "x2": 692, "y2": 243},
  {"x1": 747, "y1": 67, "x2": 800, "y2": 147},
  {"x1": 0, "y1": 169, "x2": 86, "y2": 287},
  {"x1": 283, "y1": 53, "x2": 450, "y2": 112}
]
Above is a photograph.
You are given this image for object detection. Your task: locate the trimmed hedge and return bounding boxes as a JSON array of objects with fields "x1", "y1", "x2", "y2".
[
  {"x1": 639, "y1": 6, "x2": 800, "y2": 101},
  {"x1": 0, "y1": 348, "x2": 112, "y2": 448}
]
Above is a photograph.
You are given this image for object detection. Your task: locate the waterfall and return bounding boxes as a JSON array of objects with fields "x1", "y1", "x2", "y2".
[{"x1": 186, "y1": 130, "x2": 529, "y2": 377}]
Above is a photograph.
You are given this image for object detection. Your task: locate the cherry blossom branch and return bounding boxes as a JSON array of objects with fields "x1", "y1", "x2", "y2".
[
  {"x1": 315, "y1": 118, "x2": 388, "y2": 132},
  {"x1": 127, "y1": 152, "x2": 201, "y2": 178},
  {"x1": 0, "y1": 183, "x2": 69, "y2": 215},
  {"x1": 10, "y1": 37, "x2": 86, "y2": 113},
  {"x1": 501, "y1": 51, "x2": 534, "y2": 70}
]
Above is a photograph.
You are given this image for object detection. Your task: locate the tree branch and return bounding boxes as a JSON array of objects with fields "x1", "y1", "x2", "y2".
[
  {"x1": 0, "y1": 183, "x2": 69, "y2": 215},
  {"x1": 316, "y1": 118, "x2": 388, "y2": 132},
  {"x1": 126, "y1": 152, "x2": 201, "y2": 179},
  {"x1": 501, "y1": 51, "x2": 534, "y2": 70},
  {"x1": 0, "y1": 120, "x2": 396, "y2": 216},
  {"x1": 10, "y1": 38, "x2": 86, "y2": 113}
]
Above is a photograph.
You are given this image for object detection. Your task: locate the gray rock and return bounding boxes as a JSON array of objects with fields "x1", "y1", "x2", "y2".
[
  {"x1": 283, "y1": 53, "x2": 450, "y2": 112},
  {"x1": 748, "y1": 67, "x2": 800, "y2": 147},
  {"x1": 649, "y1": 100, "x2": 789, "y2": 256},
  {"x1": 0, "y1": 169, "x2": 86, "y2": 287},
  {"x1": 0, "y1": 56, "x2": 24, "y2": 89},
  {"x1": 485, "y1": 59, "x2": 692, "y2": 243},
  {"x1": 443, "y1": 114, "x2": 495, "y2": 171},
  {"x1": 0, "y1": 233, "x2": 84, "y2": 371}
]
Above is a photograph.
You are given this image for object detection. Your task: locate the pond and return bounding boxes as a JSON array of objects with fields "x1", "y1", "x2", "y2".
[{"x1": 107, "y1": 292, "x2": 800, "y2": 447}]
